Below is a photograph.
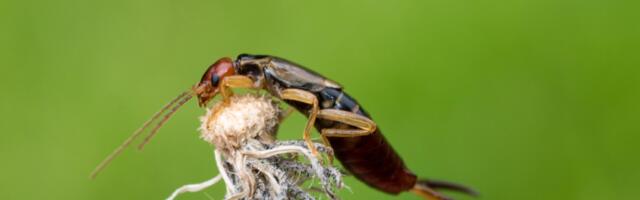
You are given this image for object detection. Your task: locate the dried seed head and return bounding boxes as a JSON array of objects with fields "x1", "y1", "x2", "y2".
[
  {"x1": 199, "y1": 94, "x2": 281, "y2": 152},
  {"x1": 170, "y1": 93, "x2": 344, "y2": 200}
]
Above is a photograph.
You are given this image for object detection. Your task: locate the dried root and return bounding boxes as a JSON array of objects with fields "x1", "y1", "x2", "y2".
[{"x1": 167, "y1": 94, "x2": 344, "y2": 200}]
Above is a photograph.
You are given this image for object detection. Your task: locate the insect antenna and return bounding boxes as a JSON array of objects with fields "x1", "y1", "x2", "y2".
[
  {"x1": 137, "y1": 92, "x2": 194, "y2": 150},
  {"x1": 90, "y1": 90, "x2": 191, "y2": 179}
]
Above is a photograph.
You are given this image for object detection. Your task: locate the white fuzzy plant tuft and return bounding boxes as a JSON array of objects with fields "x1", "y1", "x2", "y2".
[{"x1": 167, "y1": 94, "x2": 344, "y2": 200}]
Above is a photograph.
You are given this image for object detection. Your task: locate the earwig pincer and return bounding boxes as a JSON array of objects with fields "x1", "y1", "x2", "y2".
[{"x1": 92, "y1": 54, "x2": 477, "y2": 200}]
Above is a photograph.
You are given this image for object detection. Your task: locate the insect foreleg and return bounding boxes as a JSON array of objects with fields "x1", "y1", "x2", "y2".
[{"x1": 219, "y1": 75, "x2": 256, "y2": 102}]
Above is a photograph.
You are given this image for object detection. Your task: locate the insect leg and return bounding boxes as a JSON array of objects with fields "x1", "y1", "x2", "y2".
[
  {"x1": 201, "y1": 75, "x2": 257, "y2": 142},
  {"x1": 279, "y1": 89, "x2": 321, "y2": 159},
  {"x1": 316, "y1": 109, "x2": 377, "y2": 137},
  {"x1": 219, "y1": 75, "x2": 256, "y2": 101},
  {"x1": 314, "y1": 109, "x2": 377, "y2": 165}
]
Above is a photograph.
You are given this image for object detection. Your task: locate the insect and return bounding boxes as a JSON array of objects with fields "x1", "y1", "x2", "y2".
[{"x1": 91, "y1": 54, "x2": 477, "y2": 200}]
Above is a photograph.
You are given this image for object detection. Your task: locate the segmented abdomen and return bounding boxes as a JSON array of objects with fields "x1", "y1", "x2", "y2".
[{"x1": 315, "y1": 88, "x2": 417, "y2": 194}]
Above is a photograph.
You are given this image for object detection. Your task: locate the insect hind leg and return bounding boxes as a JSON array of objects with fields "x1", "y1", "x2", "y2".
[{"x1": 316, "y1": 109, "x2": 377, "y2": 137}]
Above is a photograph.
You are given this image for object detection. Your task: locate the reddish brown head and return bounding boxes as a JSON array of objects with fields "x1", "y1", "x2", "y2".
[{"x1": 195, "y1": 57, "x2": 236, "y2": 106}]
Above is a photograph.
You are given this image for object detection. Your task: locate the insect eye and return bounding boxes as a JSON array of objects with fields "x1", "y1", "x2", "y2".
[{"x1": 211, "y1": 75, "x2": 220, "y2": 86}]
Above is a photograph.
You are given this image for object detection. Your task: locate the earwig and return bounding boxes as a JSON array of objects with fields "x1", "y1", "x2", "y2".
[
  {"x1": 193, "y1": 54, "x2": 478, "y2": 200},
  {"x1": 92, "y1": 54, "x2": 477, "y2": 200}
]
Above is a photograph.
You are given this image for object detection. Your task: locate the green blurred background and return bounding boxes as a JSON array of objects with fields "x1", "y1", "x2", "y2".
[{"x1": 1, "y1": 0, "x2": 639, "y2": 199}]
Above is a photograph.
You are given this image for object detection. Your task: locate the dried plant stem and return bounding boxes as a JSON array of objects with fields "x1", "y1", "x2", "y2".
[
  {"x1": 167, "y1": 140, "x2": 343, "y2": 200},
  {"x1": 167, "y1": 174, "x2": 222, "y2": 200}
]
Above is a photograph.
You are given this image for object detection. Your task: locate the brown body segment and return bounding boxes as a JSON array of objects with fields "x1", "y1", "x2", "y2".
[{"x1": 313, "y1": 87, "x2": 418, "y2": 194}]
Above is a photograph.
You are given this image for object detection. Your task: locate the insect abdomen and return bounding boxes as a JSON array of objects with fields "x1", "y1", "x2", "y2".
[{"x1": 316, "y1": 88, "x2": 417, "y2": 194}]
